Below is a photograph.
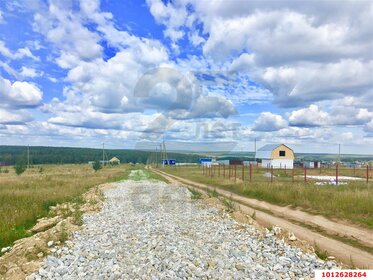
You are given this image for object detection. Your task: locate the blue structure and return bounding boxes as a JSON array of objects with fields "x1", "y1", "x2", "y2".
[
  {"x1": 162, "y1": 159, "x2": 168, "y2": 165},
  {"x1": 169, "y1": 159, "x2": 176, "y2": 165},
  {"x1": 199, "y1": 158, "x2": 212, "y2": 164}
]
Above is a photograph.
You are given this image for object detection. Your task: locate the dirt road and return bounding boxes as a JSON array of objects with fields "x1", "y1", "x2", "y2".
[{"x1": 152, "y1": 168, "x2": 373, "y2": 268}]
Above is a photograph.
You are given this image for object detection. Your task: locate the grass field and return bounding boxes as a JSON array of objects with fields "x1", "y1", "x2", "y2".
[
  {"x1": 159, "y1": 165, "x2": 373, "y2": 228},
  {"x1": 0, "y1": 164, "x2": 131, "y2": 249}
]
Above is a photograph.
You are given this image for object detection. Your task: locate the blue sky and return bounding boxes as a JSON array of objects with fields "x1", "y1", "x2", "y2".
[{"x1": 0, "y1": 0, "x2": 373, "y2": 154}]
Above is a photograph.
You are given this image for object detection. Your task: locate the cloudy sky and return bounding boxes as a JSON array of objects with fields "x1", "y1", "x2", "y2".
[{"x1": 0, "y1": 0, "x2": 373, "y2": 154}]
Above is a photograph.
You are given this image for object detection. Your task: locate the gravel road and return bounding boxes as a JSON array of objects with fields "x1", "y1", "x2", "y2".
[{"x1": 28, "y1": 178, "x2": 336, "y2": 279}]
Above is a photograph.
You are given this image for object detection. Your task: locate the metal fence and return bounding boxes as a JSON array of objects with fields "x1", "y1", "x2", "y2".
[{"x1": 199, "y1": 163, "x2": 371, "y2": 185}]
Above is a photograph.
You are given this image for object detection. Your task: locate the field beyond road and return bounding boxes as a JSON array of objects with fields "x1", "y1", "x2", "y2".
[
  {"x1": 0, "y1": 164, "x2": 129, "y2": 249},
  {"x1": 158, "y1": 166, "x2": 373, "y2": 229}
]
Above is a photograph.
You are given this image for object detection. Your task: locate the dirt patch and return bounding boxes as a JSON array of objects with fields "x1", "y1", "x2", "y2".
[
  {"x1": 153, "y1": 168, "x2": 372, "y2": 269},
  {"x1": 0, "y1": 183, "x2": 112, "y2": 280}
]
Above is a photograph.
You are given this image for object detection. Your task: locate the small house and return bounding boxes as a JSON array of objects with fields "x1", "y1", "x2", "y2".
[
  {"x1": 109, "y1": 157, "x2": 121, "y2": 165},
  {"x1": 256, "y1": 144, "x2": 295, "y2": 169},
  {"x1": 303, "y1": 161, "x2": 320, "y2": 168}
]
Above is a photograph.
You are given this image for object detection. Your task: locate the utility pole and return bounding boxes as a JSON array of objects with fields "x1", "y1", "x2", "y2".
[
  {"x1": 27, "y1": 145, "x2": 29, "y2": 168},
  {"x1": 102, "y1": 143, "x2": 105, "y2": 165},
  {"x1": 155, "y1": 147, "x2": 158, "y2": 167},
  {"x1": 338, "y1": 144, "x2": 341, "y2": 163}
]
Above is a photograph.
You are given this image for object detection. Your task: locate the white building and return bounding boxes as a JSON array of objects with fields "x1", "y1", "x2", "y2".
[{"x1": 256, "y1": 144, "x2": 295, "y2": 169}]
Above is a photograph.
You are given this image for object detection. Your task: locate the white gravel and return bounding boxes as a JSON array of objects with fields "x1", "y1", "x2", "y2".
[{"x1": 28, "y1": 179, "x2": 337, "y2": 279}]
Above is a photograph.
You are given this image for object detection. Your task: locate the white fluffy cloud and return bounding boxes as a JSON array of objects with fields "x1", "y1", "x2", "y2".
[
  {"x1": 0, "y1": 41, "x2": 38, "y2": 60},
  {"x1": 32, "y1": 1, "x2": 103, "y2": 68},
  {"x1": 0, "y1": 108, "x2": 32, "y2": 125},
  {"x1": 19, "y1": 66, "x2": 43, "y2": 79},
  {"x1": 253, "y1": 112, "x2": 287, "y2": 131},
  {"x1": 0, "y1": 76, "x2": 43, "y2": 108},
  {"x1": 147, "y1": 0, "x2": 373, "y2": 110},
  {"x1": 289, "y1": 105, "x2": 330, "y2": 127}
]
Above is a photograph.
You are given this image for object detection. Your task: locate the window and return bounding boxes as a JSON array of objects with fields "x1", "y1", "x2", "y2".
[{"x1": 279, "y1": 150, "x2": 286, "y2": 157}]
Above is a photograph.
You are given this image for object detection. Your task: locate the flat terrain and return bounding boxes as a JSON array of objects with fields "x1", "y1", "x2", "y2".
[
  {"x1": 158, "y1": 166, "x2": 373, "y2": 228},
  {"x1": 154, "y1": 169, "x2": 373, "y2": 268},
  {"x1": 0, "y1": 164, "x2": 128, "y2": 249},
  {"x1": 28, "y1": 174, "x2": 336, "y2": 279}
]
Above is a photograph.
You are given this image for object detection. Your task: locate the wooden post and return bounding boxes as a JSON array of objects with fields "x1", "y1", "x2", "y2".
[
  {"x1": 304, "y1": 167, "x2": 307, "y2": 182},
  {"x1": 271, "y1": 165, "x2": 273, "y2": 183},
  {"x1": 218, "y1": 164, "x2": 220, "y2": 177},
  {"x1": 353, "y1": 165, "x2": 356, "y2": 176},
  {"x1": 229, "y1": 164, "x2": 231, "y2": 178},
  {"x1": 249, "y1": 163, "x2": 252, "y2": 182},
  {"x1": 336, "y1": 164, "x2": 339, "y2": 186},
  {"x1": 292, "y1": 168, "x2": 294, "y2": 183},
  {"x1": 223, "y1": 164, "x2": 225, "y2": 178},
  {"x1": 242, "y1": 161, "x2": 244, "y2": 181},
  {"x1": 234, "y1": 164, "x2": 237, "y2": 183},
  {"x1": 367, "y1": 165, "x2": 369, "y2": 184}
]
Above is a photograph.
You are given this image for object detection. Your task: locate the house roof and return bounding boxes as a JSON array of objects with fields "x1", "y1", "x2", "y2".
[
  {"x1": 109, "y1": 157, "x2": 120, "y2": 162},
  {"x1": 256, "y1": 144, "x2": 293, "y2": 159}
]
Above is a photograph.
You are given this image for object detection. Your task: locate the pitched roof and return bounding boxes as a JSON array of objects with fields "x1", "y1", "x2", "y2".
[
  {"x1": 256, "y1": 144, "x2": 293, "y2": 159},
  {"x1": 257, "y1": 144, "x2": 282, "y2": 151},
  {"x1": 109, "y1": 157, "x2": 120, "y2": 162}
]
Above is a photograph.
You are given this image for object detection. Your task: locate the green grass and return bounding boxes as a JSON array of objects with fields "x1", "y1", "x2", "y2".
[
  {"x1": 0, "y1": 164, "x2": 128, "y2": 248},
  {"x1": 159, "y1": 166, "x2": 373, "y2": 228},
  {"x1": 118, "y1": 165, "x2": 168, "y2": 182},
  {"x1": 188, "y1": 188, "x2": 202, "y2": 199},
  {"x1": 207, "y1": 188, "x2": 219, "y2": 198}
]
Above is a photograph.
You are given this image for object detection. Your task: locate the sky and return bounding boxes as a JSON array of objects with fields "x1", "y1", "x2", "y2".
[{"x1": 0, "y1": 0, "x2": 373, "y2": 154}]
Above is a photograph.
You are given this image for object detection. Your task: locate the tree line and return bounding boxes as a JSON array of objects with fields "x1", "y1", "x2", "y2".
[{"x1": 0, "y1": 146, "x2": 202, "y2": 166}]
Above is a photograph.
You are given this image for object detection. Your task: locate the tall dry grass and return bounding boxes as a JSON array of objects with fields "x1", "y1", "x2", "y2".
[
  {"x1": 0, "y1": 164, "x2": 127, "y2": 248},
  {"x1": 162, "y1": 165, "x2": 373, "y2": 228}
]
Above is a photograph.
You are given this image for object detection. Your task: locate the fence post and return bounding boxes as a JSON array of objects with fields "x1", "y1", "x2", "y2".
[
  {"x1": 249, "y1": 163, "x2": 252, "y2": 182},
  {"x1": 218, "y1": 164, "x2": 220, "y2": 177},
  {"x1": 223, "y1": 164, "x2": 225, "y2": 178},
  {"x1": 336, "y1": 164, "x2": 339, "y2": 186},
  {"x1": 271, "y1": 165, "x2": 273, "y2": 183},
  {"x1": 284, "y1": 164, "x2": 287, "y2": 175},
  {"x1": 242, "y1": 161, "x2": 244, "y2": 181},
  {"x1": 292, "y1": 168, "x2": 294, "y2": 183},
  {"x1": 367, "y1": 165, "x2": 369, "y2": 184},
  {"x1": 304, "y1": 167, "x2": 307, "y2": 182},
  {"x1": 234, "y1": 164, "x2": 237, "y2": 182}
]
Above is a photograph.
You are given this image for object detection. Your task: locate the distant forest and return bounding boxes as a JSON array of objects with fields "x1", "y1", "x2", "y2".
[{"x1": 0, "y1": 146, "x2": 202, "y2": 165}]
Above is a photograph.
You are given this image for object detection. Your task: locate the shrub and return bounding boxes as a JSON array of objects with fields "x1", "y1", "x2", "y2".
[
  {"x1": 14, "y1": 161, "x2": 26, "y2": 176},
  {"x1": 92, "y1": 160, "x2": 102, "y2": 172}
]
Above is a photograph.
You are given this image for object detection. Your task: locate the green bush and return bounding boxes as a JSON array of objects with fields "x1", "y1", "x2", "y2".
[
  {"x1": 92, "y1": 160, "x2": 102, "y2": 172},
  {"x1": 14, "y1": 161, "x2": 27, "y2": 175}
]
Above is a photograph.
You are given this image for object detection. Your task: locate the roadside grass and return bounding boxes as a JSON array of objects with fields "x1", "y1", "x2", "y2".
[
  {"x1": 0, "y1": 164, "x2": 127, "y2": 249},
  {"x1": 207, "y1": 188, "x2": 219, "y2": 198},
  {"x1": 159, "y1": 166, "x2": 373, "y2": 228},
  {"x1": 188, "y1": 188, "x2": 202, "y2": 199},
  {"x1": 222, "y1": 196, "x2": 235, "y2": 213},
  {"x1": 120, "y1": 165, "x2": 168, "y2": 182}
]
